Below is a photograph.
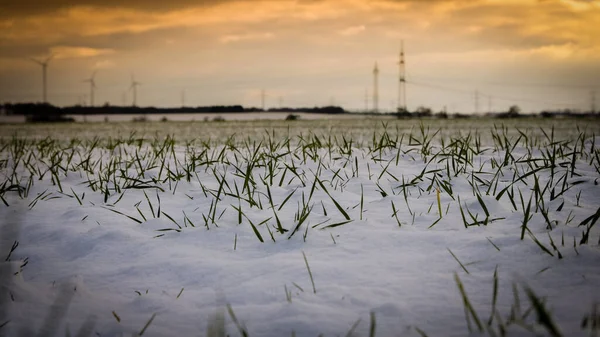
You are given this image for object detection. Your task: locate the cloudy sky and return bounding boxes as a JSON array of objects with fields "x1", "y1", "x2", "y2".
[{"x1": 0, "y1": 0, "x2": 598, "y2": 112}]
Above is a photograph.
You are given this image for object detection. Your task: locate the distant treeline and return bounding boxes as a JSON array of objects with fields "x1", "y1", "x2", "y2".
[
  {"x1": 0, "y1": 103, "x2": 597, "y2": 123},
  {"x1": 393, "y1": 105, "x2": 599, "y2": 119},
  {"x1": 1, "y1": 103, "x2": 346, "y2": 116}
]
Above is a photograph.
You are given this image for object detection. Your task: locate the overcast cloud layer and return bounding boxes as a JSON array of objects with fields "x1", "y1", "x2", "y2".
[{"x1": 0, "y1": 0, "x2": 598, "y2": 112}]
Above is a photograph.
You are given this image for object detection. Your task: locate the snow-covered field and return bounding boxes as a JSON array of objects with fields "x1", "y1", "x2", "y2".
[{"x1": 1, "y1": 118, "x2": 600, "y2": 337}]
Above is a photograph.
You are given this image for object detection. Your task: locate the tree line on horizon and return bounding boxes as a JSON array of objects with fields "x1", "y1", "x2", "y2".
[
  {"x1": 0, "y1": 103, "x2": 597, "y2": 123},
  {"x1": 0, "y1": 103, "x2": 346, "y2": 116}
]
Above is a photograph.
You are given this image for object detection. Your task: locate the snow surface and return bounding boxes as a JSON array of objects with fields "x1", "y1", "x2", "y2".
[{"x1": 1, "y1": 120, "x2": 600, "y2": 337}]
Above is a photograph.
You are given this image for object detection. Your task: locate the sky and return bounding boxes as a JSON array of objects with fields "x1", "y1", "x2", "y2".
[{"x1": 0, "y1": 0, "x2": 599, "y2": 113}]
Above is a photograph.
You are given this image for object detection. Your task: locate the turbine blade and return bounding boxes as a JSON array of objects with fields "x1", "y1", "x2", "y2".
[{"x1": 28, "y1": 57, "x2": 43, "y2": 65}]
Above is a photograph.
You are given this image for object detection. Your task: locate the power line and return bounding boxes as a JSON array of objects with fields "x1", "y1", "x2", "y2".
[
  {"x1": 478, "y1": 80, "x2": 598, "y2": 90},
  {"x1": 404, "y1": 74, "x2": 598, "y2": 90},
  {"x1": 407, "y1": 79, "x2": 583, "y2": 109},
  {"x1": 408, "y1": 80, "x2": 473, "y2": 96}
]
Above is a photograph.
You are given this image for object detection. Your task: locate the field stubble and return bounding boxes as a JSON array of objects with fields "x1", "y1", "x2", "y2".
[{"x1": 0, "y1": 117, "x2": 600, "y2": 336}]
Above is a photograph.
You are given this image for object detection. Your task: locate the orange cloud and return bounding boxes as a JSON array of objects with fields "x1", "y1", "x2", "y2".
[
  {"x1": 338, "y1": 25, "x2": 366, "y2": 36},
  {"x1": 50, "y1": 46, "x2": 115, "y2": 59},
  {"x1": 219, "y1": 32, "x2": 275, "y2": 44},
  {"x1": 1, "y1": 0, "x2": 597, "y2": 52},
  {"x1": 1, "y1": 0, "x2": 598, "y2": 109}
]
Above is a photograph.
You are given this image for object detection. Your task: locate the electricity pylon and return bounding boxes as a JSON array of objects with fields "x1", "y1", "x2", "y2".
[{"x1": 398, "y1": 41, "x2": 407, "y2": 113}]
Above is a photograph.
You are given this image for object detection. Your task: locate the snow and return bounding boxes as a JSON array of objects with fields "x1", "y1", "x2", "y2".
[{"x1": 1, "y1": 120, "x2": 600, "y2": 337}]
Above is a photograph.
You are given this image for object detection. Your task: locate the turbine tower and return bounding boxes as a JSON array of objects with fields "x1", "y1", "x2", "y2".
[
  {"x1": 29, "y1": 54, "x2": 54, "y2": 103},
  {"x1": 373, "y1": 62, "x2": 379, "y2": 113},
  {"x1": 83, "y1": 70, "x2": 97, "y2": 107},
  {"x1": 398, "y1": 41, "x2": 407, "y2": 113},
  {"x1": 129, "y1": 74, "x2": 141, "y2": 107}
]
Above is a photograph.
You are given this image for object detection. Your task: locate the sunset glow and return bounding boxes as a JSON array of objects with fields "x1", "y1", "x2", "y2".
[{"x1": 1, "y1": 0, "x2": 598, "y2": 112}]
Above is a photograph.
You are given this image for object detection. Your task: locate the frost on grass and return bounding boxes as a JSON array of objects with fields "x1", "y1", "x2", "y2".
[{"x1": 0, "y1": 119, "x2": 600, "y2": 336}]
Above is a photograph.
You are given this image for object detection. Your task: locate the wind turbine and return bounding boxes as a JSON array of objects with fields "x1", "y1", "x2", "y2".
[
  {"x1": 129, "y1": 74, "x2": 141, "y2": 107},
  {"x1": 29, "y1": 54, "x2": 54, "y2": 103},
  {"x1": 83, "y1": 70, "x2": 97, "y2": 107}
]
